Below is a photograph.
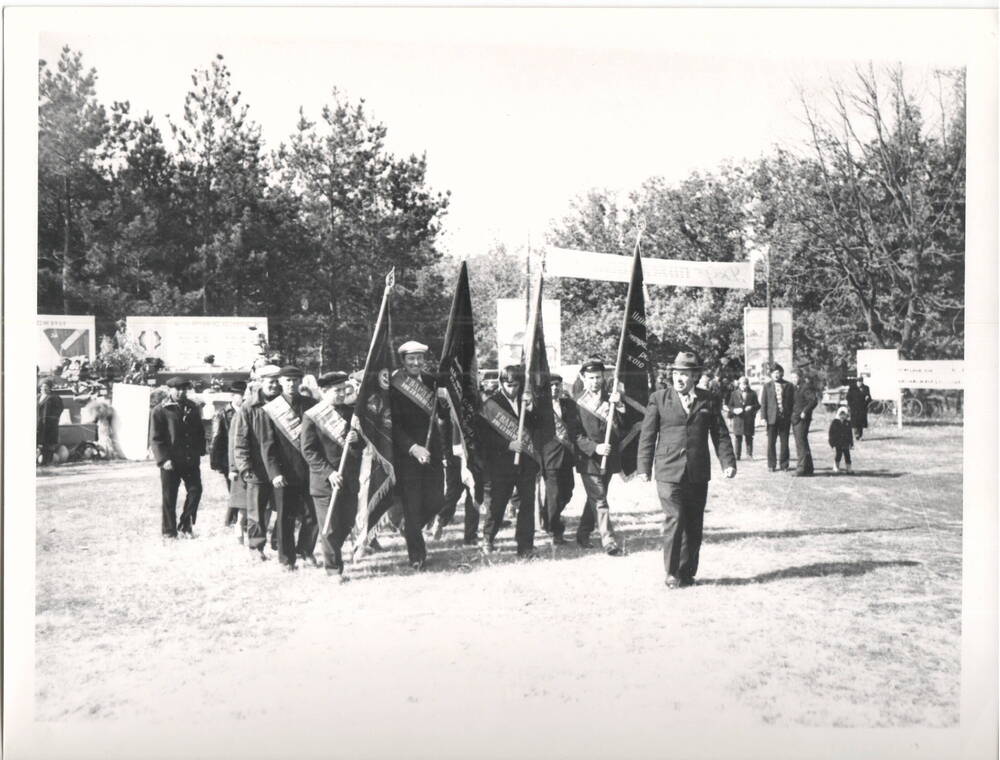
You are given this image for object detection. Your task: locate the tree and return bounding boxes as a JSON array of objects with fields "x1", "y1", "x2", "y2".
[{"x1": 38, "y1": 46, "x2": 108, "y2": 314}]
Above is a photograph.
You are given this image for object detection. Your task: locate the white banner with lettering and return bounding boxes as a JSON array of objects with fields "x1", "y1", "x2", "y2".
[
  {"x1": 545, "y1": 247, "x2": 753, "y2": 289},
  {"x1": 897, "y1": 360, "x2": 964, "y2": 390},
  {"x1": 126, "y1": 316, "x2": 268, "y2": 370}
]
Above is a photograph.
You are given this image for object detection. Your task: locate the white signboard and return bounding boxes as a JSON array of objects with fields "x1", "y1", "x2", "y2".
[
  {"x1": 126, "y1": 316, "x2": 268, "y2": 370},
  {"x1": 856, "y1": 349, "x2": 900, "y2": 400},
  {"x1": 37, "y1": 314, "x2": 96, "y2": 371},
  {"x1": 743, "y1": 307, "x2": 793, "y2": 386},
  {"x1": 546, "y1": 247, "x2": 753, "y2": 289},
  {"x1": 111, "y1": 383, "x2": 152, "y2": 461},
  {"x1": 496, "y1": 299, "x2": 561, "y2": 369},
  {"x1": 897, "y1": 360, "x2": 964, "y2": 389}
]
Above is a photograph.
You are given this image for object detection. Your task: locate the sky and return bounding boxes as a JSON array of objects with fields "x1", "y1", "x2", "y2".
[{"x1": 38, "y1": 8, "x2": 968, "y2": 259}]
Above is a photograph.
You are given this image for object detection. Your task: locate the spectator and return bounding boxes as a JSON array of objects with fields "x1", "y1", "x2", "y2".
[
  {"x1": 828, "y1": 406, "x2": 854, "y2": 473},
  {"x1": 37, "y1": 378, "x2": 64, "y2": 465}
]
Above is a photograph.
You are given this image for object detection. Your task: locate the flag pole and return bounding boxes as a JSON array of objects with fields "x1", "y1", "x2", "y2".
[
  {"x1": 514, "y1": 272, "x2": 542, "y2": 467},
  {"x1": 600, "y1": 227, "x2": 645, "y2": 474},
  {"x1": 424, "y1": 263, "x2": 465, "y2": 448},
  {"x1": 324, "y1": 268, "x2": 394, "y2": 537}
]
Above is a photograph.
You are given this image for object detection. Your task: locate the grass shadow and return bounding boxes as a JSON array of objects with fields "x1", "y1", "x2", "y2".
[
  {"x1": 810, "y1": 469, "x2": 907, "y2": 478},
  {"x1": 700, "y1": 559, "x2": 921, "y2": 586}
]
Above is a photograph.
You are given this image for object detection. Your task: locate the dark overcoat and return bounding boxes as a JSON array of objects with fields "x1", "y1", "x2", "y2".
[
  {"x1": 150, "y1": 399, "x2": 205, "y2": 466},
  {"x1": 846, "y1": 383, "x2": 872, "y2": 429},
  {"x1": 726, "y1": 387, "x2": 760, "y2": 437}
]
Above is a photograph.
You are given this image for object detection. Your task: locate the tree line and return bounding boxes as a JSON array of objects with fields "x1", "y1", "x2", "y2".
[{"x1": 39, "y1": 48, "x2": 965, "y2": 382}]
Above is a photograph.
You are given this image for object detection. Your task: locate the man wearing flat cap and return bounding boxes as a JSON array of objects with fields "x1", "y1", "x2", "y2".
[
  {"x1": 151, "y1": 377, "x2": 206, "y2": 538},
  {"x1": 390, "y1": 341, "x2": 448, "y2": 569},
  {"x1": 300, "y1": 371, "x2": 365, "y2": 575},
  {"x1": 210, "y1": 380, "x2": 248, "y2": 537},
  {"x1": 572, "y1": 359, "x2": 624, "y2": 554},
  {"x1": 637, "y1": 352, "x2": 736, "y2": 588}
]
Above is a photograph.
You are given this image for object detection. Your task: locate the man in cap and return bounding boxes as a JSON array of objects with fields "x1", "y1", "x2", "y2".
[
  {"x1": 637, "y1": 352, "x2": 736, "y2": 588},
  {"x1": 234, "y1": 365, "x2": 282, "y2": 560},
  {"x1": 390, "y1": 341, "x2": 447, "y2": 570},
  {"x1": 210, "y1": 381, "x2": 247, "y2": 528},
  {"x1": 541, "y1": 373, "x2": 577, "y2": 544},
  {"x1": 259, "y1": 366, "x2": 319, "y2": 569},
  {"x1": 572, "y1": 359, "x2": 624, "y2": 555},
  {"x1": 477, "y1": 365, "x2": 540, "y2": 558},
  {"x1": 300, "y1": 371, "x2": 365, "y2": 575},
  {"x1": 759, "y1": 363, "x2": 796, "y2": 472},
  {"x1": 150, "y1": 377, "x2": 206, "y2": 538}
]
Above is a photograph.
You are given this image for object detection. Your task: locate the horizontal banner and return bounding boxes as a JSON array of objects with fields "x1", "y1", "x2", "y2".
[{"x1": 545, "y1": 247, "x2": 753, "y2": 289}]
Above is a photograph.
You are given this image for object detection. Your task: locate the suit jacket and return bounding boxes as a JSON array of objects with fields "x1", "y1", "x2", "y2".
[
  {"x1": 233, "y1": 391, "x2": 272, "y2": 485},
  {"x1": 300, "y1": 404, "x2": 365, "y2": 498},
  {"x1": 477, "y1": 390, "x2": 539, "y2": 478},
  {"x1": 150, "y1": 399, "x2": 206, "y2": 466},
  {"x1": 572, "y1": 389, "x2": 622, "y2": 475},
  {"x1": 542, "y1": 396, "x2": 578, "y2": 472},
  {"x1": 759, "y1": 380, "x2": 795, "y2": 425},
  {"x1": 37, "y1": 393, "x2": 64, "y2": 447},
  {"x1": 726, "y1": 387, "x2": 760, "y2": 436},
  {"x1": 390, "y1": 370, "x2": 446, "y2": 472},
  {"x1": 210, "y1": 405, "x2": 235, "y2": 473},
  {"x1": 791, "y1": 384, "x2": 819, "y2": 425},
  {"x1": 636, "y1": 386, "x2": 735, "y2": 484},
  {"x1": 260, "y1": 393, "x2": 316, "y2": 488}
]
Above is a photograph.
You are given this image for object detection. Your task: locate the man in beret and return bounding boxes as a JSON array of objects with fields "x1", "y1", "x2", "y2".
[
  {"x1": 300, "y1": 371, "x2": 365, "y2": 575},
  {"x1": 759, "y1": 363, "x2": 796, "y2": 472},
  {"x1": 210, "y1": 381, "x2": 247, "y2": 535},
  {"x1": 572, "y1": 359, "x2": 623, "y2": 555},
  {"x1": 234, "y1": 366, "x2": 282, "y2": 560},
  {"x1": 390, "y1": 341, "x2": 448, "y2": 570},
  {"x1": 637, "y1": 352, "x2": 736, "y2": 588},
  {"x1": 150, "y1": 378, "x2": 206, "y2": 538},
  {"x1": 542, "y1": 373, "x2": 577, "y2": 544},
  {"x1": 477, "y1": 365, "x2": 540, "y2": 558}
]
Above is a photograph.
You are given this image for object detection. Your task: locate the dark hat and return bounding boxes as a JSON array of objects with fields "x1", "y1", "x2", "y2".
[
  {"x1": 548, "y1": 373, "x2": 563, "y2": 384},
  {"x1": 278, "y1": 365, "x2": 304, "y2": 378},
  {"x1": 580, "y1": 359, "x2": 606, "y2": 375},
  {"x1": 166, "y1": 377, "x2": 192, "y2": 389},
  {"x1": 770, "y1": 363, "x2": 784, "y2": 373},
  {"x1": 318, "y1": 371, "x2": 350, "y2": 388},
  {"x1": 224, "y1": 380, "x2": 248, "y2": 394},
  {"x1": 667, "y1": 352, "x2": 703, "y2": 371}
]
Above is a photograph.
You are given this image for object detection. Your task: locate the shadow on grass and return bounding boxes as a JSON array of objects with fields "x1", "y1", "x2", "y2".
[
  {"x1": 810, "y1": 469, "x2": 907, "y2": 479},
  {"x1": 700, "y1": 559, "x2": 921, "y2": 586}
]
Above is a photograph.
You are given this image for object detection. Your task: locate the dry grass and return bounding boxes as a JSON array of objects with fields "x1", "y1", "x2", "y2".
[{"x1": 35, "y1": 413, "x2": 962, "y2": 741}]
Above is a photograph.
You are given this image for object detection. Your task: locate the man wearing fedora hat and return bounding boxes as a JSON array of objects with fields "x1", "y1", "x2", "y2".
[
  {"x1": 151, "y1": 377, "x2": 206, "y2": 539},
  {"x1": 637, "y1": 351, "x2": 736, "y2": 588}
]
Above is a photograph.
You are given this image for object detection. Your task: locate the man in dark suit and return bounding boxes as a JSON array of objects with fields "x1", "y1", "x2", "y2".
[
  {"x1": 541, "y1": 373, "x2": 577, "y2": 545},
  {"x1": 477, "y1": 365, "x2": 539, "y2": 558},
  {"x1": 572, "y1": 359, "x2": 624, "y2": 555},
  {"x1": 724, "y1": 375, "x2": 760, "y2": 460},
  {"x1": 790, "y1": 370, "x2": 819, "y2": 476},
  {"x1": 390, "y1": 340, "x2": 448, "y2": 570},
  {"x1": 637, "y1": 352, "x2": 736, "y2": 588},
  {"x1": 150, "y1": 377, "x2": 206, "y2": 538},
  {"x1": 300, "y1": 371, "x2": 365, "y2": 575},
  {"x1": 758, "y1": 363, "x2": 795, "y2": 472}
]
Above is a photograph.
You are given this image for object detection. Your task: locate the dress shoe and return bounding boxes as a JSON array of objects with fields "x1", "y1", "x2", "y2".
[
  {"x1": 552, "y1": 534, "x2": 568, "y2": 545},
  {"x1": 281, "y1": 563, "x2": 298, "y2": 572},
  {"x1": 604, "y1": 544, "x2": 623, "y2": 557},
  {"x1": 664, "y1": 575, "x2": 682, "y2": 589},
  {"x1": 576, "y1": 536, "x2": 592, "y2": 549},
  {"x1": 462, "y1": 537, "x2": 478, "y2": 546},
  {"x1": 517, "y1": 549, "x2": 536, "y2": 561},
  {"x1": 410, "y1": 559, "x2": 427, "y2": 571},
  {"x1": 481, "y1": 540, "x2": 495, "y2": 555},
  {"x1": 301, "y1": 554, "x2": 321, "y2": 568},
  {"x1": 679, "y1": 575, "x2": 697, "y2": 587}
]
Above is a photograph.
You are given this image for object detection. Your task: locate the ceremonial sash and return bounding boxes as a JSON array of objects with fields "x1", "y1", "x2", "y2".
[
  {"x1": 553, "y1": 403, "x2": 572, "y2": 449},
  {"x1": 263, "y1": 395, "x2": 303, "y2": 446},
  {"x1": 304, "y1": 398, "x2": 350, "y2": 447},
  {"x1": 390, "y1": 371, "x2": 435, "y2": 415},
  {"x1": 575, "y1": 391, "x2": 618, "y2": 433},
  {"x1": 478, "y1": 397, "x2": 542, "y2": 465}
]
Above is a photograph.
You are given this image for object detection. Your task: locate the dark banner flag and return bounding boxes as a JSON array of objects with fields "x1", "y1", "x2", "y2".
[
  {"x1": 437, "y1": 261, "x2": 483, "y2": 472},
  {"x1": 616, "y1": 246, "x2": 650, "y2": 476},
  {"x1": 524, "y1": 276, "x2": 556, "y2": 460},
  {"x1": 353, "y1": 270, "x2": 398, "y2": 549}
]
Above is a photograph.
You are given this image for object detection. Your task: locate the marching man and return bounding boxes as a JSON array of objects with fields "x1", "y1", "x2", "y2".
[
  {"x1": 389, "y1": 341, "x2": 447, "y2": 570},
  {"x1": 300, "y1": 371, "x2": 365, "y2": 576}
]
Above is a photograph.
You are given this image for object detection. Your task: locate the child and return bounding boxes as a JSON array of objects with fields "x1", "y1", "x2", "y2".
[{"x1": 828, "y1": 406, "x2": 854, "y2": 473}]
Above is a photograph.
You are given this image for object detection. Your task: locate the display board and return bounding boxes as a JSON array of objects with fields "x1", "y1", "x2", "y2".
[
  {"x1": 125, "y1": 316, "x2": 267, "y2": 370},
  {"x1": 743, "y1": 307, "x2": 793, "y2": 386},
  {"x1": 856, "y1": 349, "x2": 901, "y2": 400},
  {"x1": 896, "y1": 360, "x2": 964, "y2": 390},
  {"x1": 496, "y1": 298, "x2": 561, "y2": 369},
  {"x1": 37, "y1": 314, "x2": 96, "y2": 372}
]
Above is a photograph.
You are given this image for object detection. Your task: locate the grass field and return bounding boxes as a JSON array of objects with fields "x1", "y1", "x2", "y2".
[{"x1": 34, "y1": 414, "x2": 963, "y2": 750}]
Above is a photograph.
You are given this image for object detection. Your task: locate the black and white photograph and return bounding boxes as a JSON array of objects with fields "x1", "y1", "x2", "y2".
[{"x1": 3, "y1": 6, "x2": 997, "y2": 760}]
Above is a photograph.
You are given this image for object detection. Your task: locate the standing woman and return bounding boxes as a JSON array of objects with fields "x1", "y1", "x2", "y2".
[
  {"x1": 37, "y1": 378, "x2": 64, "y2": 465},
  {"x1": 726, "y1": 376, "x2": 760, "y2": 460},
  {"x1": 846, "y1": 376, "x2": 872, "y2": 441}
]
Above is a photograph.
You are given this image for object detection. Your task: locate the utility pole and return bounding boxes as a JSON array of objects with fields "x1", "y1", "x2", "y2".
[{"x1": 765, "y1": 244, "x2": 773, "y2": 370}]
